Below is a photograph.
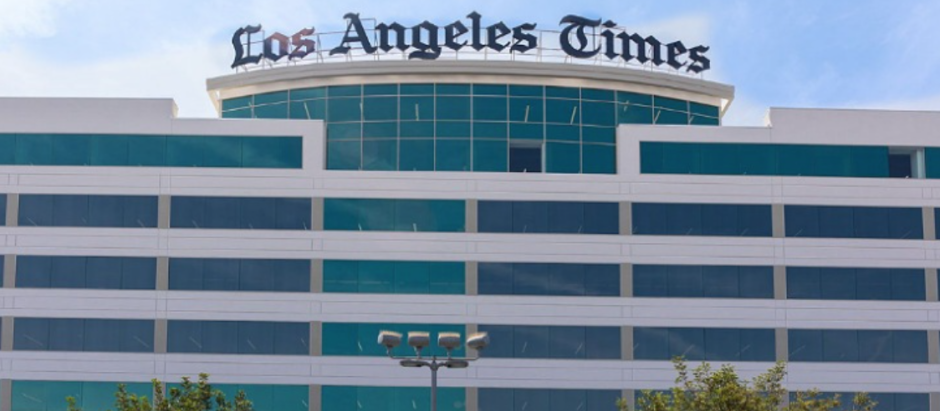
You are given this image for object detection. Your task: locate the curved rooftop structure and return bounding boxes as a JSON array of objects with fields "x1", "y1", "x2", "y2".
[{"x1": 207, "y1": 60, "x2": 735, "y2": 116}]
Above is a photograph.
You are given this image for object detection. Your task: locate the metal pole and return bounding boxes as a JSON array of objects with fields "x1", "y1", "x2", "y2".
[{"x1": 430, "y1": 362, "x2": 438, "y2": 411}]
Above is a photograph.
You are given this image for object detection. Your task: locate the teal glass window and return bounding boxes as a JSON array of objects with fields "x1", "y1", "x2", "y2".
[
  {"x1": 0, "y1": 194, "x2": 7, "y2": 226},
  {"x1": 634, "y1": 327, "x2": 775, "y2": 361},
  {"x1": 789, "y1": 330, "x2": 927, "y2": 363},
  {"x1": 437, "y1": 122, "x2": 471, "y2": 138},
  {"x1": 19, "y1": 195, "x2": 157, "y2": 228},
  {"x1": 546, "y1": 124, "x2": 579, "y2": 142},
  {"x1": 127, "y1": 136, "x2": 167, "y2": 166},
  {"x1": 327, "y1": 140, "x2": 361, "y2": 170},
  {"x1": 582, "y1": 127, "x2": 614, "y2": 144},
  {"x1": 632, "y1": 203, "x2": 772, "y2": 237},
  {"x1": 690, "y1": 115, "x2": 720, "y2": 126},
  {"x1": 619, "y1": 103, "x2": 653, "y2": 124},
  {"x1": 479, "y1": 201, "x2": 618, "y2": 235},
  {"x1": 364, "y1": 97, "x2": 398, "y2": 121},
  {"x1": 787, "y1": 205, "x2": 922, "y2": 239},
  {"x1": 925, "y1": 148, "x2": 940, "y2": 178},
  {"x1": 401, "y1": 122, "x2": 433, "y2": 138},
  {"x1": 478, "y1": 263, "x2": 619, "y2": 296},
  {"x1": 167, "y1": 320, "x2": 309, "y2": 355},
  {"x1": 362, "y1": 138, "x2": 397, "y2": 171},
  {"x1": 479, "y1": 325, "x2": 620, "y2": 359},
  {"x1": 474, "y1": 122, "x2": 507, "y2": 139},
  {"x1": 16, "y1": 133, "x2": 53, "y2": 165},
  {"x1": 328, "y1": 98, "x2": 362, "y2": 122},
  {"x1": 546, "y1": 99, "x2": 580, "y2": 124},
  {"x1": 12, "y1": 381, "x2": 152, "y2": 411},
  {"x1": 328, "y1": 124, "x2": 362, "y2": 140},
  {"x1": 322, "y1": 323, "x2": 465, "y2": 357},
  {"x1": 690, "y1": 101, "x2": 720, "y2": 118},
  {"x1": 654, "y1": 96, "x2": 688, "y2": 112},
  {"x1": 52, "y1": 134, "x2": 91, "y2": 165},
  {"x1": 436, "y1": 139, "x2": 471, "y2": 171},
  {"x1": 480, "y1": 388, "x2": 619, "y2": 411},
  {"x1": 634, "y1": 265, "x2": 774, "y2": 299},
  {"x1": 509, "y1": 85, "x2": 543, "y2": 97},
  {"x1": 400, "y1": 97, "x2": 434, "y2": 121},
  {"x1": 788, "y1": 267, "x2": 924, "y2": 301},
  {"x1": 365, "y1": 84, "x2": 399, "y2": 96},
  {"x1": 0, "y1": 134, "x2": 300, "y2": 169},
  {"x1": 362, "y1": 122, "x2": 398, "y2": 138},
  {"x1": 436, "y1": 84, "x2": 470, "y2": 95},
  {"x1": 474, "y1": 96, "x2": 508, "y2": 121},
  {"x1": 399, "y1": 139, "x2": 434, "y2": 171},
  {"x1": 509, "y1": 98, "x2": 544, "y2": 123},
  {"x1": 546, "y1": 142, "x2": 580, "y2": 173},
  {"x1": 546, "y1": 86, "x2": 580, "y2": 99},
  {"x1": 242, "y1": 137, "x2": 302, "y2": 168},
  {"x1": 328, "y1": 85, "x2": 362, "y2": 98},
  {"x1": 437, "y1": 97, "x2": 471, "y2": 120},
  {"x1": 222, "y1": 108, "x2": 252, "y2": 118},
  {"x1": 473, "y1": 139, "x2": 508, "y2": 172},
  {"x1": 474, "y1": 84, "x2": 508, "y2": 95},
  {"x1": 479, "y1": 201, "x2": 618, "y2": 234},
  {"x1": 254, "y1": 91, "x2": 288, "y2": 105},
  {"x1": 14, "y1": 318, "x2": 154, "y2": 352},
  {"x1": 222, "y1": 84, "x2": 722, "y2": 175},
  {"x1": 363, "y1": 121, "x2": 398, "y2": 138},
  {"x1": 582, "y1": 144, "x2": 616, "y2": 174},
  {"x1": 787, "y1": 392, "x2": 927, "y2": 411},
  {"x1": 0, "y1": 135, "x2": 15, "y2": 164},
  {"x1": 17, "y1": 256, "x2": 156, "y2": 290},
  {"x1": 170, "y1": 196, "x2": 311, "y2": 230},
  {"x1": 183, "y1": 384, "x2": 308, "y2": 411},
  {"x1": 222, "y1": 96, "x2": 252, "y2": 111},
  {"x1": 289, "y1": 99, "x2": 326, "y2": 120},
  {"x1": 292, "y1": 87, "x2": 326, "y2": 100},
  {"x1": 323, "y1": 260, "x2": 464, "y2": 294},
  {"x1": 323, "y1": 386, "x2": 465, "y2": 411},
  {"x1": 324, "y1": 198, "x2": 465, "y2": 232},
  {"x1": 509, "y1": 124, "x2": 543, "y2": 141},
  {"x1": 641, "y1": 142, "x2": 890, "y2": 178},
  {"x1": 654, "y1": 109, "x2": 689, "y2": 125},
  {"x1": 581, "y1": 102, "x2": 615, "y2": 126},
  {"x1": 253, "y1": 103, "x2": 288, "y2": 119},
  {"x1": 169, "y1": 258, "x2": 310, "y2": 292},
  {"x1": 618, "y1": 91, "x2": 652, "y2": 105},
  {"x1": 582, "y1": 88, "x2": 615, "y2": 101},
  {"x1": 401, "y1": 84, "x2": 434, "y2": 95}
]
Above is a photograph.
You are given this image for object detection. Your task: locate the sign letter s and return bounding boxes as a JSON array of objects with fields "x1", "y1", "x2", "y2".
[{"x1": 291, "y1": 28, "x2": 317, "y2": 60}]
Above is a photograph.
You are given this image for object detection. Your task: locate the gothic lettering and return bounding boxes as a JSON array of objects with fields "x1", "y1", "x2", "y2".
[{"x1": 230, "y1": 12, "x2": 711, "y2": 73}]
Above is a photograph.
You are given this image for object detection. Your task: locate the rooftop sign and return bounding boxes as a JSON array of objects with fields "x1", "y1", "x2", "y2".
[{"x1": 231, "y1": 12, "x2": 711, "y2": 74}]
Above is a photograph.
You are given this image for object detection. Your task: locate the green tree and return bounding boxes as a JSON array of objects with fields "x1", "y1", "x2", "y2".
[
  {"x1": 617, "y1": 359, "x2": 875, "y2": 411},
  {"x1": 66, "y1": 374, "x2": 253, "y2": 411}
]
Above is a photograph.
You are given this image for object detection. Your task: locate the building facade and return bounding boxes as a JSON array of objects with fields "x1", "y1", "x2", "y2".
[{"x1": 0, "y1": 57, "x2": 937, "y2": 411}]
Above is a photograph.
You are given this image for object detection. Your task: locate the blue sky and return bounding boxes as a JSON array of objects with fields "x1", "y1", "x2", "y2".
[{"x1": 0, "y1": 0, "x2": 937, "y2": 125}]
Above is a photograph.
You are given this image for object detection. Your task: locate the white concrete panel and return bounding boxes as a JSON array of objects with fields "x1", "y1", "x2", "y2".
[
  {"x1": 0, "y1": 98, "x2": 176, "y2": 134},
  {"x1": 2, "y1": 353, "x2": 938, "y2": 393}
]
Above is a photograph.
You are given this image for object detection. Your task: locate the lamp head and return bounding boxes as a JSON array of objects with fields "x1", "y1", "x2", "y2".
[
  {"x1": 377, "y1": 330, "x2": 402, "y2": 351},
  {"x1": 466, "y1": 332, "x2": 489, "y2": 351},
  {"x1": 437, "y1": 332, "x2": 462, "y2": 353},
  {"x1": 407, "y1": 331, "x2": 431, "y2": 355}
]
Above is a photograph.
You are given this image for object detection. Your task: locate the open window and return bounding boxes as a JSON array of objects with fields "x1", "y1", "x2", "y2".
[
  {"x1": 509, "y1": 142, "x2": 543, "y2": 173},
  {"x1": 888, "y1": 147, "x2": 924, "y2": 179}
]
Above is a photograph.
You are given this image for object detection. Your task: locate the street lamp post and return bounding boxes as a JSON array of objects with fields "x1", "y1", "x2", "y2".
[{"x1": 377, "y1": 330, "x2": 490, "y2": 411}]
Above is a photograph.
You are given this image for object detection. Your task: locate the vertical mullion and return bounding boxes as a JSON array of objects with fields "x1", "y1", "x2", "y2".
[{"x1": 469, "y1": 84, "x2": 474, "y2": 172}]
